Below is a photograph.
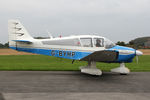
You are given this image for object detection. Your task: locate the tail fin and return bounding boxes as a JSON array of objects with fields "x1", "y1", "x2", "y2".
[{"x1": 8, "y1": 20, "x2": 33, "y2": 48}]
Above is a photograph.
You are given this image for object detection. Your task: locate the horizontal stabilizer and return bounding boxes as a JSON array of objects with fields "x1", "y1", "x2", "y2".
[
  {"x1": 12, "y1": 40, "x2": 32, "y2": 43},
  {"x1": 80, "y1": 50, "x2": 118, "y2": 62}
]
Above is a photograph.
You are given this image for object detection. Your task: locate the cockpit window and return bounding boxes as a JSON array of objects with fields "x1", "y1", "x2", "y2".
[
  {"x1": 94, "y1": 38, "x2": 104, "y2": 47},
  {"x1": 80, "y1": 38, "x2": 92, "y2": 47},
  {"x1": 104, "y1": 38, "x2": 115, "y2": 49}
]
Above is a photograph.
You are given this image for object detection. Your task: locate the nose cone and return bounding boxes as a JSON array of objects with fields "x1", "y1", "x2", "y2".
[{"x1": 136, "y1": 50, "x2": 143, "y2": 56}]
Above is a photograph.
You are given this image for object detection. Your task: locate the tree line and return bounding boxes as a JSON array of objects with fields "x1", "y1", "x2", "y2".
[
  {"x1": 0, "y1": 42, "x2": 9, "y2": 48},
  {"x1": 116, "y1": 41, "x2": 134, "y2": 47}
]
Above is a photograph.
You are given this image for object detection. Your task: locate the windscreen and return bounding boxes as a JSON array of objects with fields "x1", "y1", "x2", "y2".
[{"x1": 104, "y1": 38, "x2": 115, "y2": 49}]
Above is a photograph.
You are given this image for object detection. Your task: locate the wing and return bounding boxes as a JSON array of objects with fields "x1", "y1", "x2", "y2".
[{"x1": 80, "y1": 50, "x2": 118, "y2": 62}]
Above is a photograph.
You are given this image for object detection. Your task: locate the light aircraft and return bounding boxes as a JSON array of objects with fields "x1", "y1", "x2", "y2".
[{"x1": 8, "y1": 20, "x2": 143, "y2": 75}]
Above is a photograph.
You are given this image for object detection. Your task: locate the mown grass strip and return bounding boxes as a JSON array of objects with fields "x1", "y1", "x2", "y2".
[{"x1": 0, "y1": 55, "x2": 149, "y2": 71}]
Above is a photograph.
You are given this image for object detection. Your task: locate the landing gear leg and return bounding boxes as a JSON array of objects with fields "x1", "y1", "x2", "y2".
[
  {"x1": 111, "y1": 63, "x2": 130, "y2": 75},
  {"x1": 80, "y1": 61, "x2": 102, "y2": 76}
]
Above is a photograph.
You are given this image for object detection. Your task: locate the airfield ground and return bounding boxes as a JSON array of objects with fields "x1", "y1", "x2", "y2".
[
  {"x1": 0, "y1": 49, "x2": 150, "y2": 100},
  {"x1": 0, "y1": 71, "x2": 149, "y2": 100},
  {"x1": 0, "y1": 49, "x2": 36, "y2": 55},
  {"x1": 139, "y1": 49, "x2": 150, "y2": 55}
]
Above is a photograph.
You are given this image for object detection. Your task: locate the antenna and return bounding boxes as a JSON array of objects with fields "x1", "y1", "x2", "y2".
[{"x1": 46, "y1": 30, "x2": 53, "y2": 39}]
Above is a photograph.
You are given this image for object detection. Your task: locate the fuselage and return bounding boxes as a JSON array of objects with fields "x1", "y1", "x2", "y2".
[{"x1": 9, "y1": 35, "x2": 142, "y2": 63}]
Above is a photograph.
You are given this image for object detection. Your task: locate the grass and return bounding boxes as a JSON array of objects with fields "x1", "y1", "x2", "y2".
[{"x1": 0, "y1": 55, "x2": 149, "y2": 71}]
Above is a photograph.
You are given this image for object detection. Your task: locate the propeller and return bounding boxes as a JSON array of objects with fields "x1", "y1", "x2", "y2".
[
  {"x1": 136, "y1": 55, "x2": 139, "y2": 64},
  {"x1": 135, "y1": 50, "x2": 143, "y2": 64}
]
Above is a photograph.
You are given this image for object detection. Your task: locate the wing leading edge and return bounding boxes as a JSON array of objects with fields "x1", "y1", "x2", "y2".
[{"x1": 80, "y1": 50, "x2": 118, "y2": 62}]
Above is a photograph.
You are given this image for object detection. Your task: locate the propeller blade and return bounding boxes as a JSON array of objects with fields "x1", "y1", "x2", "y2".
[{"x1": 136, "y1": 56, "x2": 138, "y2": 64}]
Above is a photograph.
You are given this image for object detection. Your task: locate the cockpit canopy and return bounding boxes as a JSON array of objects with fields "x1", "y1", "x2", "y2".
[{"x1": 42, "y1": 35, "x2": 115, "y2": 49}]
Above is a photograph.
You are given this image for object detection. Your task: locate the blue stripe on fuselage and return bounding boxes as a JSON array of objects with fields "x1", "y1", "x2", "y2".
[
  {"x1": 9, "y1": 46, "x2": 92, "y2": 60},
  {"x1": 10, "y1": 45, "x2": 136, "y2": 63}
]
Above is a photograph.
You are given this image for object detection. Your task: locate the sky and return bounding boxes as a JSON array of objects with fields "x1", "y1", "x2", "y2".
[{"x1": 0, "y1": 0, "x2": 150, "y2": 43}]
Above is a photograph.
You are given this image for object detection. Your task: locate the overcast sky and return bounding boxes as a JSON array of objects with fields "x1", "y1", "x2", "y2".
[{"x1": 0, "y1": 0, "x2": 150, "y2": 43}]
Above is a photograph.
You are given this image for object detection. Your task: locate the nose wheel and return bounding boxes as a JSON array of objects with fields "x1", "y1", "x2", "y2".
[{"x1": 111, "y1": 63, "x2": 130, "y2": 75}]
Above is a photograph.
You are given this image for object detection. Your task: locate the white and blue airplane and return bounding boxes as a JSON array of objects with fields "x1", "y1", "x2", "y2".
[{"x1": 8, "y1": 20, "x2": 143, "y2": 75}]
